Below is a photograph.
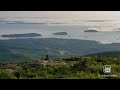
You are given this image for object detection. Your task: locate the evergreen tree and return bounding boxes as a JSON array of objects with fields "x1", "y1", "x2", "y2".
[{"x1": 45, "y1": 55, "x2": 49, "y2": 60}]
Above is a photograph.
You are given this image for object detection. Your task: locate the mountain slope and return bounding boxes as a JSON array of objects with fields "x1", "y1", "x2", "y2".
[
  {"x1": 1, "y1": 38, "x2": 120, "y2": 61},
  {"x1": 86, "y1": 51, "x2": 120, "y2": 57},
  {"x1": 0, "y1": 48, "x2": 35, "y2": 62}
]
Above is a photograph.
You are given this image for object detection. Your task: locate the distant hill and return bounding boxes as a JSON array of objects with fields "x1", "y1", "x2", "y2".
[{"x1": 86, "y1": 51, "x2": 120, "y2": 57}]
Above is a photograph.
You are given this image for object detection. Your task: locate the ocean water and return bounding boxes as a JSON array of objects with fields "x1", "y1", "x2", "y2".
[{"x1": 1, "y1": 11, "x2": 120, "y2": 44}]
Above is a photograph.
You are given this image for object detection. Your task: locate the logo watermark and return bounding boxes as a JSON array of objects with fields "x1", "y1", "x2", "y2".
[
  {"x1": 98, "y1": 65, "x2": 118, "y2": 78},
  {"x1": 103, "y1": 65, "x2": 111, "y2": 73},
  {"x1": 99, "y1": 74, "x2": 118, "y2": 78}
]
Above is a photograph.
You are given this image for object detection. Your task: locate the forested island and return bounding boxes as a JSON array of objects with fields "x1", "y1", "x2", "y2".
[
  {"x1": 1, "y1": 33, "x2": 41, "y2": 37},
  {"x1": 53, "y1": 32, "x2": 68, "y2": 35},
  {"x1": 84, "y1": 29, "x2": 98, "y2": 32}
]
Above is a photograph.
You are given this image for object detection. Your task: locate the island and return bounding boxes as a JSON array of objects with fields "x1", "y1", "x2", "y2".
[
  {"x1": 1, "y1": 33, "x2": 42, "y2": 37},
  {"x1": 53, "y1": 32, "x2": 68, "y2": 35},
  {"x1": 84, "y1": 29, "x2": 98, "y2": 32}
]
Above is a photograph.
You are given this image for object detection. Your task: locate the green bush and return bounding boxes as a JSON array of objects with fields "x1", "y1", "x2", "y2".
[{"x1": 0, "y1": 69, "x2": 16, "y2": 79}]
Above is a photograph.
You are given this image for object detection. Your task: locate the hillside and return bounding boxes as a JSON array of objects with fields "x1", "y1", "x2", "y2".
[
  {"x1": 0, "y1": 48, "x2": 36, "y2": 62},
  {"x1": 86, "y1": 51, "x2": 120, "y2": 57},
  {"x1": 1, "y1": 38, "x2": 120, "y2": 61}
]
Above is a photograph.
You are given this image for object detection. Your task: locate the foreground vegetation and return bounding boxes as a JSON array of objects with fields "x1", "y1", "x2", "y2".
[{"x1": 0, "y1": 56, "x2": 120, "y2": 79}]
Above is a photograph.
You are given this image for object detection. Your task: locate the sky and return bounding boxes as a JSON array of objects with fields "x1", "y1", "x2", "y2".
[{"x1": 0, "y1": 11, "x2": 120, "y2": 20}]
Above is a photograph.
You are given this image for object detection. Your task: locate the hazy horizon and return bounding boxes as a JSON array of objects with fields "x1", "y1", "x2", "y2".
[
  {"x1": 1, "y1": 11, "x2": 120, "y2": 20},
  {"x1": 1, "y1": 11, "x2": 120, "y2": 44}
]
